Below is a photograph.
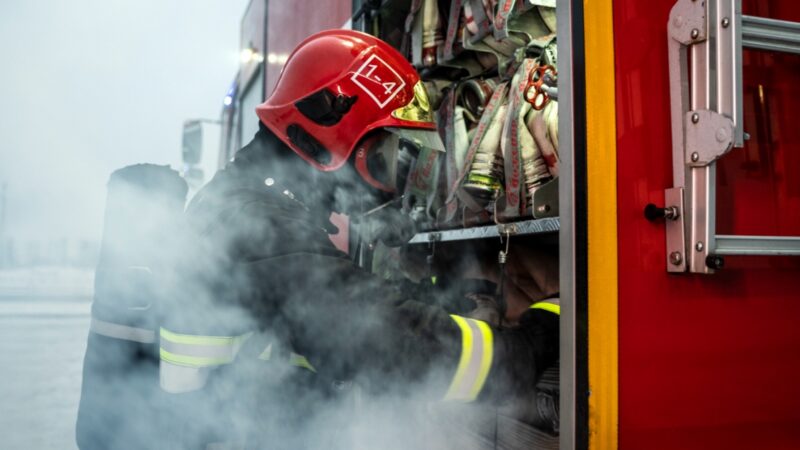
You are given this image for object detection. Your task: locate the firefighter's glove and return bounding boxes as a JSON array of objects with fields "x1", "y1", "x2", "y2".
[
  {"x1": 487, "y1": 308, "x2": 559, "y2": 427},
  {"x1": 360, "y1": 206, "x2": 418, "y2": 247}
]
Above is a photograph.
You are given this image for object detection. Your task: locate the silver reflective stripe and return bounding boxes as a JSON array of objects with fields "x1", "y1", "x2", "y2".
[
  {"x1": 446, "y1": 318, "x2": 484, "y2": 401},
  {"x1": 160, "y1": 361, "x2": 210, "y2": 394},
  {"x1": 206, "y1": 442, "x2": 245, "y2": 450},
  {"x1": 444, "y1": 315, "x2": 494, "y2": 402},
  {"x1": 90, "y1": 317, "x2": 155, "y2": 344}
]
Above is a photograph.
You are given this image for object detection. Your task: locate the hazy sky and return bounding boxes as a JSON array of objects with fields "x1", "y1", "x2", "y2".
[{"x1": 0, "y1": 0, "x2": 249, "y2": 242}]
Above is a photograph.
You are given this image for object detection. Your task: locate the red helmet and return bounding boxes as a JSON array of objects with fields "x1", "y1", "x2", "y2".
[{"x1": 256, "y1": 29, "x2": 443, "y2": 192}]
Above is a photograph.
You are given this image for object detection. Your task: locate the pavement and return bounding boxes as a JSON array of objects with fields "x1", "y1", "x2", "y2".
[{"x1": 0, "y1": 268, "x2": 93, "y2": 450}]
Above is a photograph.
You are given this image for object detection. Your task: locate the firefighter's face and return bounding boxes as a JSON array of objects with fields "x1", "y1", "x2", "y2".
[
  {"x1": 353, "y1": 128, "x2": 443, "y2": 194},
  {"x1": 329, "y1": 128, "x2": 442, "y2": 217}
]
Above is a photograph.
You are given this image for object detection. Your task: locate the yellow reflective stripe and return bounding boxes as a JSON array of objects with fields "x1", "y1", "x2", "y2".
[
  {"x1": 530, "y1": 302, "x2": 561, "y2": 315},
  {"x1": 445, "y1": 315, "x2": 473, "y2": 400},
  {"x1": 159, "y1": 327, "x2": 247, "y2": 346},
  {"x1": 258, "y1": 345, "x2": 316, "y2": 372},
  {"x1": 159, "y1": 327, "x2": 251, "y2": 372},
  {"x1": 159, "y1": 348, "x2": 232, "y2": 368},
  {"x1": 444, "y1": 315, "x2": 494, "y2": 402},
  {"x1": 289, "y1": 353, "x2": 317, "y2": 373},
  {"x1": 470, "y1": 320, "x2": 494, "y2": 400},
  {"x1": 258, "y1": 343, "x2": 273, "y2": 361}
]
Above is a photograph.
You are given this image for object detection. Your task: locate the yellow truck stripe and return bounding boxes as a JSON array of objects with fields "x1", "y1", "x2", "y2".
[{"x1": 584, "y1": 0, "x2": 620, "y2": 448}]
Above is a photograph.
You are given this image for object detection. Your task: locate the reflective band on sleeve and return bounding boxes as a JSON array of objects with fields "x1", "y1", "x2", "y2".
[
  {"x1": 530, "y1": 298, "x2": 561, "y2": 315},
  {"x1": 444, "y1": 315, "x2": 494, "y2": 402},
  {"x1": 289, "y1": 352, "x2": 317, "y2": 373},
  {"x1": 160, "y1": 361, "x2": 210, "y2": 393},
  {"x1": 159, "y1": 327, "x2": 251, "y2": 368},
  {"x1": 90, "y1": 317, "x2": 155, "y2": 344},
  {"x1": 258, "y1": 343, "x2": 273, "y2": 361},
  {"x1": 257, "y1": 344, "x2": 316, "y2": 372}
]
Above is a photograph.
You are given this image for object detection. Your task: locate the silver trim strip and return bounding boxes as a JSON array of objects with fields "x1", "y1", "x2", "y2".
[
  {"x1": 715, "y1": 235, "x2": 800, "y2": 255},
  {"x1": 90, "y1": 317, "x2": 155, "y2": 344},
  {"x1": 557, "y1": 0, "x2": 576, "y2": 446}
]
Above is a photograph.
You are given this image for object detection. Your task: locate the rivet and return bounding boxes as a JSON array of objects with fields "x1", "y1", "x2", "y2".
[
  {"x1": 722, "y1": 17, "x2": 730, "y2": 28},
  {"x1": 691, "y1": 28, "x2": 700, "y2": 39},
  {"x1": 691, "y1": 152, "x2": 699, "y2": 162},
  {"x1": 691, "y1": 112, "x2": 700, "y2": 123},
  {"x1": 670, "y1": 252, "x2": 683, "y2": 266},
  {"x1": 716, "y1": 127, "x2": 729, "y2": 142},
  {"x1": 695, "y1": 241, "x2": 704, "y2": 252}
]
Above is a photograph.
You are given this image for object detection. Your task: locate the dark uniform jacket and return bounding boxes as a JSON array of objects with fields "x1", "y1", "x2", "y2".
[{"x1": 164, "y1": 129, "x2": 461, "y2": 448}]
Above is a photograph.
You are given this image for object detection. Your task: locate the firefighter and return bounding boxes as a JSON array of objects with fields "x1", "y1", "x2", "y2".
[{"x1": 160, "y1": 30, "x2": 559, "y2": 449}]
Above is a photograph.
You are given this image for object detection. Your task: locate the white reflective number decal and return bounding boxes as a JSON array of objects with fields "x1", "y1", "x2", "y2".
[
  {"x1": 382, "y1": 82, "x2": 396, "y2": 94},
  {"x1": 351, "y1": 55, "x2": 406, "y2": 108}
]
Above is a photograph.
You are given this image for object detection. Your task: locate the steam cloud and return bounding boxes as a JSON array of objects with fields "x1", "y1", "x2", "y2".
[{"x1": 76, "y1": 132, "x2": 558, "y2": 449}]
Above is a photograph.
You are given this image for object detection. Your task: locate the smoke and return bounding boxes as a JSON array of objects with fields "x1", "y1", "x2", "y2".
[
  {"x1": 73, "y1": 130, "x2": 559, "y2": 450},
  {"x1": 0, "y1": 0, "x2": 248, "y2": 252}
]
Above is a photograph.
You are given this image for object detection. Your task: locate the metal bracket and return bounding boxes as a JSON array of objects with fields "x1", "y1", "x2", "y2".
[
  {"x1": 532, "y1": 177, "x2": 560, "y2": 219},
  {"x1": 665, "y1": 187, "x2": 687, "y2": 273},
  {"x1": 684, "y1": 110, "x2": 735, "y2": 166},
  {"x1": 407, "y1": 218, "x2": 560, "y2": 244},
  {"x1": 668, "y1": 0, "x2": 708, "y2": 45},
  {"x1": 665, "y1": 0, "x2": 800, "y2": 273}
]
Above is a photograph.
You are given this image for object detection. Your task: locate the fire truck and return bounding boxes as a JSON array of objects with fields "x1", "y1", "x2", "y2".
[{"x1": 183, "y1": 0, "x2": 800, "y2": 448}]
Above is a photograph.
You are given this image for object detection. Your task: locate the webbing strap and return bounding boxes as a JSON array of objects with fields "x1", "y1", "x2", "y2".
[
  {"x1": 502, "y1": 59, "x2": 538, "y2": 217},
  {"x1": 90, "y1": 317, "x2": 155, "y2": 344},
  {"x1": 465, "y1": 0, "x2": 493, "y2": 41},
  {"x1": 159, "y1": 328, "x2": 251, "y2": 368},
  {"x1": 530, "y1": 298, "x2": 560, "y2": 315},
  {"x1": 494, "y1": 0, "x2": 517, "y2": 40},
  {"x1": 444, "y1": 315, "x2": 494, "y2": 402},
  {"x1": 441, "y1": 0, "x2": 464, "y2": 61}
]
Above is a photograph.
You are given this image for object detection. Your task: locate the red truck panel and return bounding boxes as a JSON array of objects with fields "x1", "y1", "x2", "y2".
[
  {"x1": 614, "y1": 1, "x2": 800, "y2": 448},
  {"x1": 240, "y1": 0, "x2": 267, "y2": 91},
  {"x1": 264, "y1": 0, "x2": 353, "y2": 98}
]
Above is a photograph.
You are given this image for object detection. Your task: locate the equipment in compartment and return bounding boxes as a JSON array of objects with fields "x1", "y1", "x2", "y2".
[{"x1": 368, "y1": 0, "x2": 560, "y2": 231}]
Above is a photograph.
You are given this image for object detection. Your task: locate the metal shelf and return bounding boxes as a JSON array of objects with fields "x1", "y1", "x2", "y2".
[{"x1": 407, "y1": 217, "x2": 560, "y2": 244}]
